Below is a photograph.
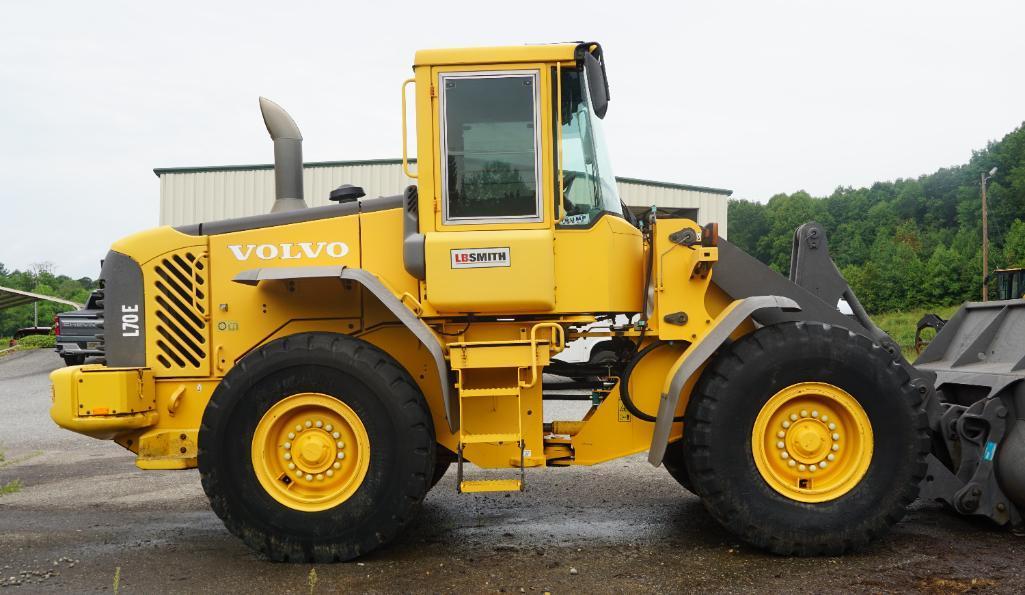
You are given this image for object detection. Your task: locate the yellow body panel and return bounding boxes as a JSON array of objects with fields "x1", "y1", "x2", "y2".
[
  {"x1": 206, "y1": 216, "x2": 362, "y2": 367},
  {"x1": 554, "y1": 216, "x2": 643, "y2": 312},
  {"x1": 111, "y1": 226, "x2": 205, "y2": 266},
  {"x1": 414, "y1": 44, "x2": 577, "y2": 67},
  {"x1": 50, "y1": 366, "x2": 157, "y2": 439},
  {"x1": 136, "y1": 429, "x2": 197, "y2": 469},
  {"x1": 425, "y1": 229, "x2": 555, "y2": 313}
]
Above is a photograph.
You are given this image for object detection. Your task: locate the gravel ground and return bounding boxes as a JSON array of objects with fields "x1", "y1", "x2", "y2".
[{"x1": 2, "y1": 349, "x2": 1025, "y2": 593}]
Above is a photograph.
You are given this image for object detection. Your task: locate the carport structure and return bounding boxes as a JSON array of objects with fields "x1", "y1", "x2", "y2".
[{"x1": 0, "y1": 285, "x2": 82, "y2": 327}]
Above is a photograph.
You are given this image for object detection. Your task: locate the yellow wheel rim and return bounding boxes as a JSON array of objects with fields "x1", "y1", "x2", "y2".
[
  {"x1": 751, "y1": 382, "x2": 873, "y2": 503},
  {"x1": 251, "y1": 392, "x2": 371, "y2": 512}
]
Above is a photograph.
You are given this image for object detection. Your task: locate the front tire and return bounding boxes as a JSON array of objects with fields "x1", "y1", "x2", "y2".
[
  {"x1": 198, "y1": 333, "x2": 435, "y2": 562},
  {"x1": 683, "y1": 322, "x2": 928, "y2": 555}
]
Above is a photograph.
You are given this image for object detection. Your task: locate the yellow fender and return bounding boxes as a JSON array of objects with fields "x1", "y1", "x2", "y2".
[{"x1": 647, "y1": 295, "x2": 800, "y2": 465}]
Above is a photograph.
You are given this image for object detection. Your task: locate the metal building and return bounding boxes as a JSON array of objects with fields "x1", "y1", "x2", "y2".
[{"x1": 154, "y1": 159, "x2": 731, "y2": 235}]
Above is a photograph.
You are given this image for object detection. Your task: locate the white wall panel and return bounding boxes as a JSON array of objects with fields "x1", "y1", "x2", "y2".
[{"x1": 157, "y1": 161, "x2": 729, "y2": 237}]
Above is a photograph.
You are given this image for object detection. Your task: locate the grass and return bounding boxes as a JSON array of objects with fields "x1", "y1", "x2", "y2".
[
  {"x1": 872, "y1": 304, "x2": 961, "y2": 360},
  {"x1": 0, "y1": 448, "x2": 22, "y2": 496}
]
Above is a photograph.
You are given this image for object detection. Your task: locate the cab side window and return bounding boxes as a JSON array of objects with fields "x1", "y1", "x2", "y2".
[{"x1": 440, "y1": 71, "x2": 541, "y2": 224}]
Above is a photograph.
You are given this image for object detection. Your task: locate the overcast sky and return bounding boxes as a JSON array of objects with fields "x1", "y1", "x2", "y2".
[{"x1": 2, "y1": 0, "x2": 1023, "y2": 278}]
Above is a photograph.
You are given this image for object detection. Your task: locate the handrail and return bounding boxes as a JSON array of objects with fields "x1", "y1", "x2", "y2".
[
  {"x1": 521, "y1": 323, "x2": 566, "y2": 388},
  {"x1": 401, "y1": 78, "x2": 418, "y2": 179}
]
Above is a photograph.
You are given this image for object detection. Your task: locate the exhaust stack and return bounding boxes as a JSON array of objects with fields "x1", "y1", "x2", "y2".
[{"x1": 259, "y1": 97, "x2": 307, "y2": 213}]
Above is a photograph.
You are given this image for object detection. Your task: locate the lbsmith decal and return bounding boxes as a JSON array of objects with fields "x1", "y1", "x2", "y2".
[
  {"x1": 450, "y1": 247, "x2": 511, "y2": 269},
  {"x1": 227, "y1": 242, "x2": 349, "y2": 261}
]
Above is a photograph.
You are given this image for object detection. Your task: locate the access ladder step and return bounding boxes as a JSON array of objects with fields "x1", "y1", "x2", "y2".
[
  {"x1": 459, "y1": 479, "x2": 523, "y2": 493},
  {"x1": 460, "y1": 432, "x2": 521, "y2": 445},
  {"x1": 459, "y1": 387, "x2": 521, "y2": 398}
]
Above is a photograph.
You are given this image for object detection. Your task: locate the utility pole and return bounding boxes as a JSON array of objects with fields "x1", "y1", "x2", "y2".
[
  {"x1": 982, "y1": 172, "x2": 989, "y2": 301},
  {"x1": 981, "y1": 167, "x2": 998, "y2": 301}
]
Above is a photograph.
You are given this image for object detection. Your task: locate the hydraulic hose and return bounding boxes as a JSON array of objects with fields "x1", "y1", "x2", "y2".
[
  {"x1": 636, "y1": 217, "x2": 655, "y2": 350},
  {"x1": 619, "y1": 340, "x2": 684, "y2": 423}
]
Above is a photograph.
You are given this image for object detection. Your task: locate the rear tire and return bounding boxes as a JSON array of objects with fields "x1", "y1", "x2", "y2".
[
  {"x1": 198, "y1": 332, "x2": 435, "y2": 562},
  {"x1": 683, "y1": 322, "x2": 928, "y2": 555}
]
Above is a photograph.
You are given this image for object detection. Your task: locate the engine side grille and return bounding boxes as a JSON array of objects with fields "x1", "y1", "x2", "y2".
[{"x1": 149, "y1": 249, "x2": 209, "y2": 375}]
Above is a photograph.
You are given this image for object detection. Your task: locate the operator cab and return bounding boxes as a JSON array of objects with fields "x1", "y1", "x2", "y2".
[{"x1": 404, "y1": 42, "x2": 643, "y2": 316}]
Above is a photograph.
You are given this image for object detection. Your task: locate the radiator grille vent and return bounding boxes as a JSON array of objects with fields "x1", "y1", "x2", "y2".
[{"x1": 152, "y1": 250, "x2": 208, "y2": 373}]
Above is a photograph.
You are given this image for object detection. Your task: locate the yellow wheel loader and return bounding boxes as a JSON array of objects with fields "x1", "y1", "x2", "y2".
[{"x1": 48, "y1": 42, "x2": 1023, "y2": 562}]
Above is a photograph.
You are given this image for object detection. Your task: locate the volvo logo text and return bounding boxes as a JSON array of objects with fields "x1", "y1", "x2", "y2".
[{"x1": 227, "y1": 241, "x2": 350, "y2": 261}]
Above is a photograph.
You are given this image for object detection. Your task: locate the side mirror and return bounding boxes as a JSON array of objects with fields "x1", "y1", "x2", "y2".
[{"x1": 583, "y1": 52, "x2": 609, "y2": 119}]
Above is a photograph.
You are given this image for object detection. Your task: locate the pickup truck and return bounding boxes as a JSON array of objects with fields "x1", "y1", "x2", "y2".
[{"x1": 54, "y1": 290, "x2": 103, "y2": 366}]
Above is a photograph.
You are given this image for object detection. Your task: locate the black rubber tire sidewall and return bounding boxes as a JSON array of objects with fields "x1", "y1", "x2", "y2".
[
  {"x1": 63, "y1": 354, "x2": 85, "y2": 366},
  {"x1": 198, "y1": 333, "x2": 435, "y2": 562},
  {"x1": 662, "y1": 439, "x2": 695, "y2": 493},
  {"x1": 683, "y1": 322, "x2": 928, "y2": 555}
]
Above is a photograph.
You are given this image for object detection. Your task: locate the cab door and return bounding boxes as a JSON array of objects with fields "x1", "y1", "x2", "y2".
[{"x1": 423, "y1": 65, "x2": 556, "y2": 314}]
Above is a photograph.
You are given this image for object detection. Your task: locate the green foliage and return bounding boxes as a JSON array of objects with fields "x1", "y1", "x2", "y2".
[
  {"x1": 0, "y1": 263, "x2": 96, "y2": 336},
  {"x1": 15, "y1": 334, "x2": 56, "y2": 349},
  {"x1": 873, "y1": 305, "x2": 961, "y2": 359},
  {"x1": 1003, "y1": 219, "x2": 1025, "y2": 268},
  {"x1": 728, "y1": 122, "x2": 1025, "y2": 313}
]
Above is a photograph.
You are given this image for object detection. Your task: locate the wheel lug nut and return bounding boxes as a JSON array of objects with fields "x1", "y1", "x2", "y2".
[
  {"x1": 788, "y1": 460, "x2": 796, "y2": 468},
  {"x1": 831, "y1": 433, "x2": 840, "y2": 441},
  {"x1": 798, "y1": 464, "x2": 807, "y2": 471},
  {"x1": 305, "y1": 421, "x2": 312, "y2": 428},
  {"x1": 811, "y1": 410, "x2": 819, "y2": 418},
  {"x1": 284, "y1": 453, "x2": 292, "y2": 461},
  {"x1": 809, "y1": 465, "x2": 816, "y2": 472},
  {"x1": 332, "y1": 431, "x2": 340, "y2": 439},
  {"x1": 831, "y1": 444, "x2": 839, "y2": 451},
  {"x1": 337, "y1": 441, "x2": 345, "y2": 449},
  {"x1": 333, "y1": 462, "x2": 341, "y2": 470},
  {"x1": 777, "y1": 431, "x2": 786, "y2": 438},
  {"x1": 789, "y1": 414, "x2": 798, "y2": 421},
  {"x1": 295, "y1": 425, "x2": 302, "y2": 432},
  {"x1": 782, "y1": 421, "x2": 791, "y2": 429},
  {"x1": 288, "y1": 432, "x2": 295, "y2": 439},
  {"x1": 326, "y1": 424, "x2": 333, "y2": 432},
  {"x1": 781, "y1": 452, "x2": 789, "y2": 459},
  {"x1": 800, "y1": 410, "x2": 808, "y2": 418},
  {"x1": 827, "y1": 453, "x2": 835, "y2": 461},
  {"x1": 337, "y1": 452, "x2": 345, "y2": 460},
  {"x1": 776, "y1": 441, "x2": 785, "y2": 449},
  {"x1": 305, "y1": 474, "x2": 313, "y2": 481},
  {"x1": 819, "y1": 461, "x2": 828, "y2": 468},
  {"x1": 828, "y1": 422, "x2": 836, "y2": 430},
  {"x1": 316, "y1": 474, "x2": 324, "y2": 481},
  {"x1": 287, "y1": 463, "x2": 295, "y2": 470},
  {"x1": 822, "y1": 415, "x2": 829, "y2": 422},
  {"x1": 283, "y1": 442, "x2": 291, "y2": 450},
  {"x1": 315, "y1": 420, "x2": 323, "y2": 428},
  {"x1": 326, "y1": 469, "x2": 334, "y2": 477}
]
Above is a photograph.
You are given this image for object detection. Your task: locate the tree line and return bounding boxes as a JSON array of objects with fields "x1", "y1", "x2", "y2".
[
  {"x1": 0, "y1": 263, "x2": 96, "y2": 337},
  {"x1": 727, "y1": 122, "x2": 1025, "y2": 313}
]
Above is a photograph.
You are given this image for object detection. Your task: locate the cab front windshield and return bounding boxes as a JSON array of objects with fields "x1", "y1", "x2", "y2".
[{"x1": 559, "y1": 67, "x2": 623, "y2": 227}]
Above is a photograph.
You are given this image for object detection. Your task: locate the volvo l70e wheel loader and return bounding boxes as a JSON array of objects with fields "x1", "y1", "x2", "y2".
[{"x1": 49, "y1": 42, "x2": 1023, "y2": 562}]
